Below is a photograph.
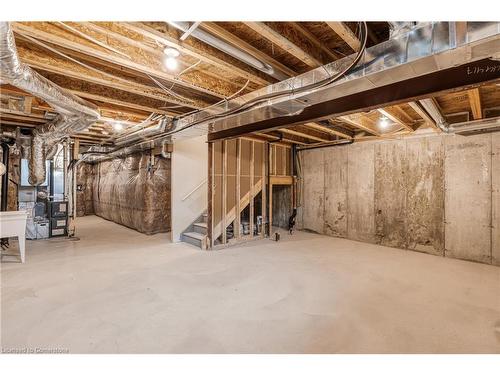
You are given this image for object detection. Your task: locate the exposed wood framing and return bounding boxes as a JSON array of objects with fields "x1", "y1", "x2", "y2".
[
  {"x1": 249, "y1": 141, "x2": 255, "y2": 238},
  {"x1": 270, "y1": 176, "x2": 293, "y2": 185},
  {"x1": 468, "y1": 88, "x2": 483, "y2": 119},
  {"x1": 119, "y1": 22, "x2": 270, "y2": 86},
  {"x1": 305, "y1": 122, "x2": 353, "y2": 139},
  {"x1": 338, "y1": 114, "x2": 381, "y2": 136},
  {"x1": 235, "y1": 139, "x2": 241, "y2": 239},
  {"x1": 377, "y1": 107, "x2": 415, "y2": 132},
  {"x1": 201, "y1": 22, "x2": 297, "y2": 78},
  {"x1": 261, "y1": 143, "x2": 267, "y2": 238},
  {"x1": 12, "y1": 22, "x2": 228, "y2": 99},
  {"x1": 253, "y1": 132, "x2": 308, "y2": 145},
  {"x1": 243, "y1": 22, "x2": 322, "y2": 68},
  {"x1": 408, "y1": 101, "x2": 440, "y2": 131},
  {"x1": 67, "y1": 89, "x2": 169, "y2": 115},
  {"x1": 289, "y1": 22, "x2": 340, "y2": 61},
  {"x1": 208, "y1": 142, "x2": 214, "y2": 249},
  {"x1": 325, "y1": 22, "x2": 361, "y2": 52},
  {"x1": 279, "y1": 128, "x2": 329, "y2": 143},
  {"x1": 221, "y1": 140, "x2": 227, "y2": 244},
  {"x1": 18, "y1": 49, "x2": 203, "y2": 110}
]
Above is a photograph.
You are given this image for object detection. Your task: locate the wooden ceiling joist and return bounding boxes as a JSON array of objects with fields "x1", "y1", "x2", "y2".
[
  {"x1": 12, "y1": 22, "x2": 228, "y2": 100},
  {"x1": 79, "y1": 22, "x2": 253, "y2": 91},
  {"x1": 289, "y1": 23, "x2": 340, "y2": 62},
  {"x1": 305, "y1": 122, "x2": 353, "y2": 139},
  {"x1": 325, "y1": 22, "x2": 361, "y2": 52},
  {"x1": 19, "y1": 52, "x2": 203, "y2": 111},
  {"x1": 243, "y1": 22, "x2": 322, "y2": 68},
  {"x1": 377, "y1": 108, "x2": 415, "y2": 132},
  {"x1": 253, "y1": 132, "x2": 308, "y2": 145},
  {"x1": 408, "y1": 101, "x2": 440, "y2": 132},
  {"x1": 118, "y1": 22, "x2": 270, "y2": 87},
  {"x1": 338, "y1": 114, "x2": 381, "y2": 136},
  {"x1": 278, "y1": 127, "x2": 329, "y2": 142},
  {"x1": 468, "y1": 88, "x2": 483, "y2": 119},
  {"x1": 67, "y1": 89, "x2": 169, "y2": 115},
  {"x1": 200, "y1": 22, "x2": 297, "y2": 78}
]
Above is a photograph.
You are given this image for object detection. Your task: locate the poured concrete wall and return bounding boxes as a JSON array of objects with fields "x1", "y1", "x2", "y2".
[
  {"x1": 491, "y1": 133, "x2": 500, "y2": 265},
  {"x1": 405, "y1": 136, "x2": 445, "y2": 255},
  {"x1": 374, "y1": 141, "x2": 406, "y2": 248},
  {"x1": 445, "y1": 134, "x2": 491, "y2": 263},
  {"x1": 347, "y1": 143, "x2": 375, "y2": 242},
  {"x1": 299, "y1": 133, "x2": 498, "y2": 265},
  {"x1": 324, "y1": 147, "x2": 348, "y2": 237},
  {"x1": 301, "y1": 149, "x2": 325, "y2": 233}
]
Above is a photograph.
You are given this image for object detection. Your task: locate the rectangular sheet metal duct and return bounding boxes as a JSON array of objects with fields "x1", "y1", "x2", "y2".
[{"x1": 166, "y1": 22, "x2": 500, "y2": 142}]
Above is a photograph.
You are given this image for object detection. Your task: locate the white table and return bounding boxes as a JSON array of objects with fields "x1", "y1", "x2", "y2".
[{"x1": 0, "y1": 211, "x2": 28, "y2": 263}]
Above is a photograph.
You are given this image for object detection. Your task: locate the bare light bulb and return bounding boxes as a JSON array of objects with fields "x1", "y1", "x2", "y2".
[
  {"x1": 165, "y1": 57, "x2": 178, "y2": 71},
  {"x1": 379, "y1": 116, "x2": 389, "y2": 129},
  {"x1": 164, "y1": 47, "x2": 180, "y2": 58},
  {"x1": 112, "y1": 122, "x2": 124, "y2": 131}
]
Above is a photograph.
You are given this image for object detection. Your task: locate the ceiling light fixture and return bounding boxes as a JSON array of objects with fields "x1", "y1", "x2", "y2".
[
  {"x1": 164, "y1": 47, "x2": 180, "y2": 71},
  {"x1": 112, "y1": 121, "x2": 124, "y2": 131},
  {"x1": 379, "y1": 115, "x2": 390, "y2": 129}
]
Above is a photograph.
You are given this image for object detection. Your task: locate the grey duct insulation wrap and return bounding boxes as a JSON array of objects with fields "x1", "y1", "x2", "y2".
[{"x1": 0, "y1": 22, "x2": 100, "y2": 185}]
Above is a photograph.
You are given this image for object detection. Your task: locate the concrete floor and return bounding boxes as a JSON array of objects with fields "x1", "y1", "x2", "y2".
[{"x1": 1, "y1": 215, "x2": 499, "y2": 354}]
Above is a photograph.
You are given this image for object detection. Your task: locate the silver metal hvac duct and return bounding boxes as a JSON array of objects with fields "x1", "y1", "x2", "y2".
[
  {"x1": 113, "y1": 118, "x2": 170, "y2": 146},
  {"x1": 168, "y1": 22, "x2": 499, "y2": 142},
  {"x1": 0, "y1": 22, "x2": 100, "y2": 185},
  {"x1": 419, "y1": 98, "x2": 448, "y2": 131},
  {"x1": 167, "y1": 21, "x2": 289, "y2": 81},
  {"x1": 82, "y1": 134, "x2": 169, "y2": 162},
  {"x1": 388, "y1": 21, "x2": 419, "y2": 38},
  {"x1": 419, "y1": 99, "x2": 500, "y2": 134}
]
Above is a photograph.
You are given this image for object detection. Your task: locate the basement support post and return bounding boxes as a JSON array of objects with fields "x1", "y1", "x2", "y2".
[
  {"x1": 261, "y1": 142, "x2": 267, "y2": 238},
  {"x1": 249, "y1": 141, "x2": 254, "y2": 238},
  {"x1": 207, "y1": 142, "x2": 214, "y2": 249},
  {"x1": 222, "y1": 140, "x2": 227, "y2": 244},
  {"x1": 235, "y1": 139, "x2": 241, "y2": 239}
]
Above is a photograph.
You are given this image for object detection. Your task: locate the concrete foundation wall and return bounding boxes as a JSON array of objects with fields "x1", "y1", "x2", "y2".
[
  {"x1": 347, "y1": 143, "x2": 375, "y2": 242},
  {"x1": 491, "y1": 133, "x2": 500, "y2": 265},
  {"x1": 299, "y1": 133, "x2": 498, "y2": 265}
]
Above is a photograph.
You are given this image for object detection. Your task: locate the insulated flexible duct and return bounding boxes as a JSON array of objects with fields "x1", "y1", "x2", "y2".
[{"x1": 0, "y1": 22, "x2": 100, "y2": 185}]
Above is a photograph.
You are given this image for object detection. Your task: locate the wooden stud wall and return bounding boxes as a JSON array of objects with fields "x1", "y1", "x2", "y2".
[{"x1": 208, "y1": 137, "x2": 293, "y2": 248}]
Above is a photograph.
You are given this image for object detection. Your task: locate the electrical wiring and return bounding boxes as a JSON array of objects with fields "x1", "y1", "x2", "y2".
[{"x1": 162, "y1": 22, "x2": 369, "y2": 137}]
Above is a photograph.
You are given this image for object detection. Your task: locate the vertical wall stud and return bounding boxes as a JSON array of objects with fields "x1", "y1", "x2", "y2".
[
  {"x1": 207, "y1": 142, "x2": 214, "y2": 249},
  {"x1": 261, "y1": 142, "x2": 267, "y2": 238},
  {"x1": 235, "y1": 138, "x2": 241, "y2": 239},
  {"x1": 222, "y1": 140, "x2": 227, "y2": 244},
  {"x1": 250, "y1": 141, "x2": 255, "y2": 237}
]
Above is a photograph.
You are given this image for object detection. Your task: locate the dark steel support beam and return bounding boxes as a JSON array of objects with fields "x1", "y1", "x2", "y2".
[{"x1": 208, "y1": 58, "x2": 500, "y2": 141}]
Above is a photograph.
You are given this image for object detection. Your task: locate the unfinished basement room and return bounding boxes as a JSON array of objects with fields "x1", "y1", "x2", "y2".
[{"x1": 1, "y1": 3, "x2": 500, "y2": 366}]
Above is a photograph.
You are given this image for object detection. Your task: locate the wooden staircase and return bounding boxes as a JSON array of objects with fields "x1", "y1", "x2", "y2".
[
  {"x1": 181, "y1": 177, "x2": 264, "y2": 249},
  {"x1": 181, "y1": 212, "x2": 208, "y2": 250}
]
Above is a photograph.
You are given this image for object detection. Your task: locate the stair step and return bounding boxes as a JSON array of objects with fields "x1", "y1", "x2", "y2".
[
  {"x1": 182, "y1": 231, "x2": 207, "y2": 249},
  {"x1": 194, "y1": 222, "x2": 208, "y2": 235}
]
